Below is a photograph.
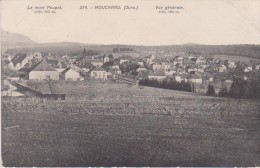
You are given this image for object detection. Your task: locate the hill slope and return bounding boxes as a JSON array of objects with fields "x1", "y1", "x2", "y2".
[{"x1": 1, "y1": 29, "x2": 36, "y2": 44}]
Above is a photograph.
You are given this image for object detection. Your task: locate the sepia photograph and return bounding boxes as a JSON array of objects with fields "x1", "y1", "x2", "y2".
[{"x1": 1, "y1": 0, "x2": 260, "y2": 167}]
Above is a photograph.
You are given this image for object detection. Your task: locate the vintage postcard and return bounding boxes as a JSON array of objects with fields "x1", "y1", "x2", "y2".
[{"x1": 1, "y1": 0, "x2": 260, "y2": 167}]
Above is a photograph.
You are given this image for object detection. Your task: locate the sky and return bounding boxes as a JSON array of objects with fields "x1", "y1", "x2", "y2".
[{"x1": 1, "y1": 0, "x2": 260, "y2": 45}]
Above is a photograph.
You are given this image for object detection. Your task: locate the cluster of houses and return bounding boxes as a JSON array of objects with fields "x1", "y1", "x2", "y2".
[
  {"x1": 139, "y1": 54, "x2": 260, "y2": 85},
  {"x1": 2, "y1": 51, "x2": 110, "y2": 81},
  {"x1": 2, "y1": 49, "x2": 260, "y2": 95}
]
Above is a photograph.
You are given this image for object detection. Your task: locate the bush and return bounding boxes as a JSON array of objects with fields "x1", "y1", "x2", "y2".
[
  {"x1": 228, "y1": 78, "x2": 247, "y2": 98},
  {"x1": 218, "y1": 87, "x2": 228, "y2": 97},
  {"x1": 206, "y1": 84, "x2": 215, "y2": 96},
  {"x1": 218, "y1": 76, "x2": 260, "y2": 99},
  {"x1": 139, "y1": 78, "x2": 192, "y2": 92}
]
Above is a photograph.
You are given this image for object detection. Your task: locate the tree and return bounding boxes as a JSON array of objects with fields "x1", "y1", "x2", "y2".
[
  {"x1": 246, "y1": 78, "x2": 260, "y2": 99},
  {"x1": 228, "y1": 78, "x2": 247, "y2": 98},
  {"x1": 82, "y1": 48, "x2": 87, "y2": 56},
  {"x1": 44, "y1": 78, "x2": 57, "y2": 94},
  {"x1": 108, "y1": 54, "x2": 114, "y2": 59},
  {"x1": 119, "y1": 61, "x2": 139, "y2": 75},
  {"x1": 206, "y1": 84, "x2": 215, "y2": 96},
  {"x1": 218, "y1": 86, "x2": 228, "y2": 97},
  {"x1": 112, "y1": 48, "x2": 119, "y2": 53},
  {"x1": 102, "y1": 60, "x2": 114, "y2": 70}
]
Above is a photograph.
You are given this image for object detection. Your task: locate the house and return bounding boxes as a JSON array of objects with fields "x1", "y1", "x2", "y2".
[
  {"x1": 2, "y1": 53, "x2": 12, "y2": 61},
  {"x1": 18, "y1": 58, "x2": 42, "y2": 78},
  {"x1": 197, "y1": 67, "x2": 204, "y2": 73},
  {"x1": 244, "y1": 66, "x2": 253, "y2": 72},
  {"x1": 46, "y1": 59, "x2": 68, "y2": 73},
  {"x1": 20, "y1": 58, "x2": 42, "y2": 69},
  {"x1": 27, "y1": 59, "x2": 59, "y2": 80},
  {"x1": 255, "y1": 64, "x2": 260, "y2": 70},
  {"x1": 148, "y1": 70, "x2": 166, "y2": 80},
  {"x1": 136, "y1": 66, "x2": 147, "y2": 72},
  {"x1": 152, "y1": 62, "x2": 163, "y2": 70},
  {"x1": 136, "y1": 59, "x2": 144, "y2": 66},
  {"x1": 145, "y1": 55, "x2": 155, "y2": 64},
  {"x1": 27, "y1": 51, "x2": 42, "y2": 59},
  {"x1": 197, "y1": 62, "x2": 208, "y2": 69},
  {"x1": 186, "y1": 65, "x2": 197, "y2": 74},
  {"x1": 90, "y1": 66, "x2": 107, "y2": 80},
  {"x1": 188, "y1": 55, "x2": 197, "y2": 60},
  {"x1": 119, "y1": 59, "x2": 129, "y2": 65},
  {"x1": 162, "y1": 62, "x2": 171, "y2": 71},
  {"x1": 62, "y1": 54, "x2": 69, "y2": 60},
  {"x1": 174, "y1": 56, "x2": 184, "y2": 65},
  {"x1": 91, "y1": 60, "x2": 104, "y2": 67},
  {"x1": 196, "y1": 56, "x2": 206, "y2": 64},
  {"x1": 175, "y1": 73, "x2": 189, "y2": 83},
  {"x1": 183, "y1": 57, "x2": 195, "y2": 67},
  {"x1": 60, "y1": 68, "x2": 83, "y2": 81},
  {"x1": 109, "y1": 64, "x2": 121, "y2": 74},
  {"x1": 189, "y1": 74, "x2": 203, "y2": 84},
  {"x1": 78, "y1": 62, "x2": 95, "y2": 72},
  {"x1": 102, "y1": 55, "x2": 110, "y2": 63},
  {"x1": 215, "y1": 64, "x2": 227, "y2": 72},
  {"x1": 8, "y1": 54, "x2": 29, "y2": 70},
  {"x1": 202, "y1": 74, "x2": 214, "y2": 83},
  {"x1": 165, "y1": 67, "x2": 177, "y2": 76},
  {"x1": 228, "y1": 61, "x2": 236, "y2": 69},
  {"x1": 69, "y1": 58, "x2": 77, "y2": 64}
]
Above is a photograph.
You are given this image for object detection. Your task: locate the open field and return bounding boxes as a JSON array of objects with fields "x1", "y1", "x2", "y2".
[
  {"x1": 2, "y1": 82, "x2": 260, "y2": 166},
  {"x1": 211, "y1": 55, "x2": 260, "y2": 64}
]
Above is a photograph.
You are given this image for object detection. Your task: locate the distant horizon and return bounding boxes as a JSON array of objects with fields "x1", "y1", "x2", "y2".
[{"x1": 2, "y1": 29, "x2": 260, "y2": 46}]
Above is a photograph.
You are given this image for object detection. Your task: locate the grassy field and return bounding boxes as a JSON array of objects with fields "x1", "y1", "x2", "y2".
[
  {"x1": 2, "y1": 82, "x2": 260, "y2": 166},
  {"x1": 211, "y1": 55, "x2": 260, "y2": 64}
]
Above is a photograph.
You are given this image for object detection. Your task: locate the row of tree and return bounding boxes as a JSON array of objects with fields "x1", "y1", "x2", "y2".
[
  {"x1": 139, "y1": 78, "x2": 192, "y2": 92},
  {"x1": 218, "y1": 77, "x2": 260, "y2": 99},
  {"x1": 139, "y1": 76, "x2": 260, "y2": 99},
  {"x1": 112, "y1": 47, "x2": 134, "y2": 53}
]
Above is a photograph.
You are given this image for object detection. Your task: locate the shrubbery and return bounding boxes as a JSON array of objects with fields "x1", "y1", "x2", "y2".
[
  {"x1": 206, "y1": 84, "x2": 215, "y2": 96},
  {"x1": 139, "y1": 78, "x2": 192, "y2": 92},
  {"x1": 218, "y1": 76, "x2": 260, "y2": 99}
]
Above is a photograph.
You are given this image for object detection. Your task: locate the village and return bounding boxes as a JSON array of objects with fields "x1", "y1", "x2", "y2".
[{"x1": 1, "y1": 47, "x2": 260, "y2": 97}]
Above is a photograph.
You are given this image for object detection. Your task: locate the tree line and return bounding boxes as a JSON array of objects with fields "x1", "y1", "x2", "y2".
[
  {"x1": 218, "y1": 77, "x2": 260, "y2": 99},
  {"x1": 139, "y1": 78, "x2": 192, "y2": 92},
  {"x1": 139, "y1": 76, "x2": 260, "y2": 100}
]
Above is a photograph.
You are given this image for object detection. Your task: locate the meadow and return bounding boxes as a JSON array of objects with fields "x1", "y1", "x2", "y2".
[{"x1": 2, "y1": 81, "x2": 260, "y2": 166}]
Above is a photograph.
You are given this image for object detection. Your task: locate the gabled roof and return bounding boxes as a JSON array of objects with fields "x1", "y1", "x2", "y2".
[
  {"x1": 91, "y1": 66, "x2": 106, "y2": 72},
  {"x1": 18, "y1": 58, "x2": 42, "y2": 72},
  {"x1": 102, "y1": 54, "x2": 109, "y2": 58},
  {"x1": 10, "y1": 54, "x2": 27, "y2": 66},
  {"x1": 47, "y1": 59, "x2": 59, "y2": 66},
  {"x1": 78, "y1": 62, "x2": 95, "y2": 69},
  {"x1": 29, "y1": 59, "x2": 57, "y2": 72},
  {"x1": 47, "y1": 59, "x2": 67, "y2": 68},
  {"x1": 61, "y1": 68, "x2": 79, "y2": 74}
]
